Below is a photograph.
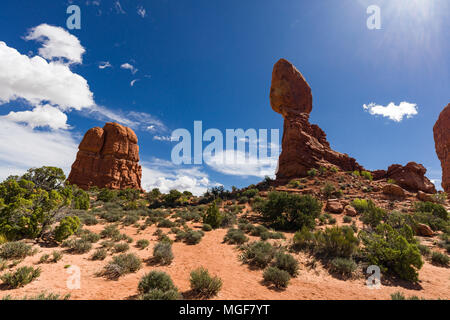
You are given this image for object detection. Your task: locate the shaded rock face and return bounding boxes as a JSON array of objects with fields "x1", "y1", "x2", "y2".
[
  {"x1": 433, "y1": 103, "x2": 450, "y2": 193},
  {"x1": 374, "y1": 162, "x2": 436, "y2": 194},
  {"x1": 270, "y1": 59, "x2": 363, "y2": 179},
  {"x1": 68, "y1": 122, "x2": 142, "y2": 191}
]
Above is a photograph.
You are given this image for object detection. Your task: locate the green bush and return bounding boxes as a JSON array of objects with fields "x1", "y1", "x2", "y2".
[
  {"x1": 91, "y1": 248, "x2": 107, "y2": 261},
  {"x1": 360, "y1": 201, "x2": 387, "y2": 228},
  {"x1": 343, "y1": 216, "x2": 352, "y2": 223},
  {"x1": 100, "y1": 225, "x2": 121, "y2": 239},
  {"x1": 263, "y1": 266, "x2": 290, "y2": 289},
  {"x1": 103, "y1": 253, "x2": 142, "y2": 279},
  {"x1": 257, "y1": 192, "x2": 321, "y2": 230},
  {"x1": 157, "y1": 219, "x2": 176, "y2": 228},
  {"x1": 113, "y1": 242, "x2": 130, "y2": 253},
  {"x1": 138, "y1": 271, "x2": 180, "y2": 300},
  {"x1": 307, "y1": 168, "x2": 318, "y2": 177},
  {"x1": 153, "y1": 242, "x2": 174, "y2": 265},
  {"x1": 203, "y1": 201, "x2": 223, "y2": 229},
  {"x1": 240, "y1": 241, "x2": 275, "y2": 268},
  {"x1": 73, "y1": 189, "x2": 90, "y2": 210},
  {"x1": 414, "y1": 202, "x2": 448, "y2": 220},
  {"x1": 202, "y1": 224, "x2": 212, "y2": 232},
  {"x1": 68, "y1": 239, "x2": 92, "y2": 254},
  {"x1": 360, "y1": 224, "x2": 423, "y2": 282},
  {"x1": 292, "y1": 226, "x2": 315, "y2": 251},
  {"x1": 97, "y1": 188, "x2": 117, "y2": 202},
  {"x1": 361, "y1": 171, "x2": 373, "y2": 181},
  {"x1": 189, "y1": 267, "x2": 223, "y2": 298},
  {"x1": 350, "y1": 199, "x2": 369, "y2": 213},
  {"x1": 136, "y1": 239, "x2": 150, "y2": 249},
  {"x1": 184, "y1": 230, "x2": 204, "y2": 245},
  {"x1": 329, "y1": 257, "x2": 357, "y2": 277},
  {"x1": 315, "y1": 226, "x2": 359, "y2": 258},
  {"x1": 80, "y1": 231, "x2": 100, "y2": 244},
  {"x1": 54, "y1": 216, "x2": 81, "y2": 242},
  {"x1": 417, "y1": 244, "x2": 431, "y2": 257},
  {"x1": 223, "y1": 228, "x2": 249, "y2": 245},
  {"x1": 0, "y1": 241, "x2": 33, "y2": 260},
  {"x1": 273, "y1": 252, "x2": 299, "y2": 277},
  {"x1": 1, "y1": 266, "x2": 41, "y2": 288},
  {"x1": 431, "y1": 251, "x2": 449, "y2": 267}
]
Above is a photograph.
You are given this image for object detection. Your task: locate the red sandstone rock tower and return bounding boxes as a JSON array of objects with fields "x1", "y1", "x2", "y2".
[
  {"x1": 68, "y1": 122, "x2": 143, "y2": 191},
  {"x1": 434, "y1": 103, "x2": 450, "y2": 193},
  {"x1": 270, "y1": 58, "x2": 363, "y2": 180}
]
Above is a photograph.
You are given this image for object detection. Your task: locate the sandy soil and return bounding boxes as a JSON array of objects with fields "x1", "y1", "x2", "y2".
[{"x1": 1, "y1": 219, "x2": 449, "y2": 300}]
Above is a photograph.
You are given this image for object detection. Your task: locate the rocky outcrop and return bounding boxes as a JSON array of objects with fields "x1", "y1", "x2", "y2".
[
  {"x1": 415, "y1": 223, "x2": 434, "y2": 237},
  {"x1": 373, "y1": 162, "x2": 436, "y2": 194},
  {"x1": 382, "y1": 184, "x2": 406, "y2": 198},
  {"x1": 433, "y1": 103, "x2": 450, "y2": 193},
  {"x1": 326, "y1": 199, "x2": 344, "y2": 214},
  {"x1": 68, "y1": 122, "x2": 143, "y2": 191},
  {"x1": 270, "y1": 59, "x2": 363, "y2": 179}
]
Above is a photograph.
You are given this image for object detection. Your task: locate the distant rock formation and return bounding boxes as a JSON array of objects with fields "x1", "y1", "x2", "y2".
[
  {"x1": 373, "y1": 162, "x2": 436, "y2": 194},
  {"x1": 68, "y1": 122, "x2": 143, "y2": 191},
  {"x1": 270, "y1": 58, "x2": 363, "y2": 179},
  {"x1": 433, "y1": 103, "x2": 450, "y2": 193}
]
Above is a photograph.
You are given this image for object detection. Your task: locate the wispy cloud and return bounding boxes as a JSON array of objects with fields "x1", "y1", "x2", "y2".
[
  {"x1": 137, "y1": 6, "x2": 147, "y2": 18},
  {"x1": 130, "y1": 79, "x2": 139, "y2": 87},
  {"x1": 121, "y1": 62, "x2": 138, "y2": 74},
  {"x1": 98, "y1": 61, "x2": 112, "y2": 69},
  {"x1": 363, "y1": 101, "x2": 418, "y2": 122},
  {"x1": 114, "y1": 1, "x2": 126, "y2": 14}
]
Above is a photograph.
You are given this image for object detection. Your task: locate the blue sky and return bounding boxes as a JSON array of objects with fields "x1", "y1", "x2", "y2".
[{"x1": 0, "y1": 0, "x2": 448, "y2": 194}]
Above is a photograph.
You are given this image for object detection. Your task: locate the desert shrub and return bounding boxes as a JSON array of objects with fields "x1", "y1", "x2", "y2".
[
  {"x1": 242, "y1": 189, "x2": 259, "y2": 199},
  {"x1": 97, "y1": 188, "x2": 117, "y2": 202},
  {"x1": 413, "y1": 212, "x2": 447, "y2": 232},
  {"x1": 314, "y1": 226, "x2": 359, "y2": 258},
  {"x1": 113, "y1": 242, "x2": 130, "y2": 253},
  {"x1": 73, "y1": 189, "x2": 90, "y2": 210},
  {"x1": 414, "y1": 202, "x2": 448, "y2": 220},
  {"x1": 138, "y1": 271, "x2": 180, "y2": 300},
  {"x1": 273, "y1": 252, "x2": 299, "y2": 277},
  {"x1": 431, "y1": 251, "x2": 449, "y2": 267},
  {"x1": 118, "y1": 188, "x2": 141, "y2": 202},
  {"x1": 68, "y1": 239, "x2": 92, "y2": 254},
  {"x1": 39, "y1": 254, "x2": 49, "y2": 264},
  {"x1": 360, "y1": 201, "x2": 387, "y2": 228},
  {"x1": 329, "y1": 257, "x2": 357, "y2": 277},
  {"x1": 257, "y1": 192, "x2": 321, "y2": 230},
  {"x1": 81, "y1": 231, "x2": 100, "y2": 244},
  {"x1": 417, "y1": 244, "x2": 431, "y2": 257},
  {"x1": 292, "y1": 226, "x2": 315, "y2": 251},
  {"x1": 122, "y1": 214, "x2": 139, "y2": 226},
  {"x1": 153, "y1": 242, "x2": 174, "y2": 265},
  {"x1": 322, "y1": 183, "x2": 341, "y2": 199},
  {"x1": 360, "y1": 224, "x2": 423, "y2": 282},
  {"x1": 350, "y1": 198, "x2": 369, "y2": 213},
  {"x1": 240, "y1": 241, "x2": 275, "y2": 268},
  {"x1": 343, "y1": 216, "x2": 352, "y2": 223},
  {"x1": 202, "y1": 224, "x2": 212, "y2": 232},
  {"x1": 238, "y1": 196, "x2": 249, "y2": 204},
  {"x1": 1, "y1": 266, "x2": 41, "y2": 288},
  {"x1": 432, "y1": 193, "x2": 447, "y2": 205},
  {"x1": 136, "y1": 239, "x2": 150, "y2": 249},
  {"x1": 221, "y1": 211, "x2": 237, "y2": 228},
  {"x1": 100, "y1": 225, "x2": 121, "y2": 239},
  {"x1": 361, "y1": 171, "x2": 373, "y2": 181},
  {"x1": 79, "y1": 214, "x2": 98, "y2": 226},
  {"x1": 184, "y1": 230, "x2": 204, "y2": 245},
  {"x1": 157, "y1": 219, "x2": 176, "y2": 228},
  {"x1": 203, "y1": 201, "x2": 223, "y2": 229},
  {"x1": 51, "y1": 251, "x2": 63, "y2": 263},
  {"x1": 307, "y1": 168, "x2": 317, "y2": 177},
  {"x1": 189, "y1": 267, "x2": 223, "y2": 298},
  {"x1": 0, "y1": 241, "x2": 33, "y2": 260},
  {"x1": 103, "y1": 253, "x2": 141, "y2": 279},
  {"x1": 0, "y1": 234, "x2": 7, "y2": 245},
  {"x1": 263, "y1": 266, "x2": 290, "y2": 289},
  {"x1": 91, "y1": 248, "x2": 107, "y2": 261},
  {"x1": 390, "y1": 292, "x2": 406, "y2": 300},
  {"x1": 223, "y1": 228, "x2": 249, "y2": 245}
]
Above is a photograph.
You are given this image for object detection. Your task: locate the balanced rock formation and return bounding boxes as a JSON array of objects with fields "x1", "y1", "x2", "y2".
[
  {"x1": 373, "y1": 162, "x2": 436, "y2": 194},
  {"x1": 270, "y1": 59, "x2": 363, "y2": 179},
  {"x1": 68, "y1": 122, "x2": 143, "y2": 191},
  {"x1": 433, "y1": 103, "x2": 450, "y2": 193}
]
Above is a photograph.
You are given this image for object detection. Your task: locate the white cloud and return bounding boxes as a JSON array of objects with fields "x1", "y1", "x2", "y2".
[
  {"x1": 153, "y1": 135, "x2": 172, "y2": 141},
  {"x1": 121, "y1": 62, "x2": 138, "y2": 74},
  {"x1": 0, "y1": 118, "x2": 78, "y2": 182},
  {"x1": 363, "y1": 101, "x2": 418, "y2": 122},
  {"x1": 137, "y1": 6, "x2": 147, "y2": 18},
  {"x1": 141, "y1": 159, "x2": 218, "y2": 196},
  {"x1": 114, "y1": 1, "x2": 126, "y2": 14},
  {"x1": 204, "y1": 149, "x2": 278, "y2": 178},
  {"x1": 25, "y1": 24, "x2": 85, "y2": 65},
  {"x1": 130, "y1": 79, "x2": 139, "y2": 87},
  {"x1": 98, "y1": 61, "x2": 112, "y2": 69},
  {"x1": 2, "y1": 104, "x2": 69, "y2": 130},
  {"x1": 0, "y1": 41, "x2": 94, "y2": 110}
]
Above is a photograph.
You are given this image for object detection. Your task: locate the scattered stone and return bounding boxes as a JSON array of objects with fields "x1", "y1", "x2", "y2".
[
  {"x1": 344, "y1": 206, "x2": 357, "y2": 217},
  {"x1": 326, "y1": 199, "x2": 344, "y2": 214},
  {"x1": 417, "y1": 191, "x2": 434, "y2": 202},
  {"x1": 382, "y1": 184, "x2": 405, "y2": 198},
  {"x1": 415, "y1": 223, "x2": 434, "y2": 237}
]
